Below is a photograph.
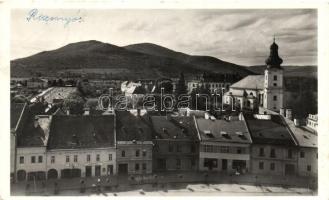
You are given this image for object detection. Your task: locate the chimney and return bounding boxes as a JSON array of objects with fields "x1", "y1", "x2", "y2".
[
  {"x1": 279, "y1": 108, "x2": 285, "y2": 117},
  {"x1": 137, "y1": 108, "x2": 141, "y2": 117},
  {"x1": 286, "y1": 109, "x2": 292, "y2": 120}
]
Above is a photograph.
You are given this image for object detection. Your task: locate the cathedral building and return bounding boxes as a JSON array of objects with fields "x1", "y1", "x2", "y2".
[{"x1": 224, "y1": 38, "x2": 285, "y2": 114}]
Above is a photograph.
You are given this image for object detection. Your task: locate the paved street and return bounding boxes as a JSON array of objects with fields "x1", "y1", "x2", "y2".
[
  {"x1": 11, "y1": 172, "x2": 317, "y2": 196},
  {"x1": 57, "y1": 183, "x2": 315, "y2": 196}
]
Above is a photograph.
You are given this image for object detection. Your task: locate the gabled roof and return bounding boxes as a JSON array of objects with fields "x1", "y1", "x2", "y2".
[
  {"x1": 230, "y1": 75, "x2": 264, "y2": 90},
  {"x1": 150, "y1": 116, "x2": 199, "y2": 140},
  {"x1": 116, "y1": 110, "x2": 152, "y2": 141},
  {"x1": 283, "y1": 117, "x2": 317, "y2": 148},
  {"x1": 47, "y1": 115, "x2": 115, "y2": 149},
  {"x1": 11, "y1": 103, "x2": 26, "y2": 130},
  {"x1": 17, "y1": 112, "x2": 50, "y2": 147},
  {"x1": 195, "y1": 118, "x2": 252, "y2": 144},
  {"x1": 245, "y1": 114, "x2": 297, "y2": 146}
]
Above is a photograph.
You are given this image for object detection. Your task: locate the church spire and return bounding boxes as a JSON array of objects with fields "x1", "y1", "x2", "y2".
[{"x1": 265, "y1": 37, "x2": 283, "y2": 68}]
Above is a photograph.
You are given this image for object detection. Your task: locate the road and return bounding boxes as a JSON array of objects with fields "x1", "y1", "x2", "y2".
[{"x1": 57, "y1": 183, "x2": 315, "y2": 196}]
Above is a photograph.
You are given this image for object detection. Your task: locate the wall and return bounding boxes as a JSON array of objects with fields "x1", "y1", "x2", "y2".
[
  {"x1": 251, "y1": 145, "x2": 298, "y2": 176},
  {"x1": 199, "y1": 142, "x2": 250, "y2": 173},
  {"x1": 152, "y1": 139, "x2": 199, "y2": 171},
  {"x1": 16, "y1": 147, "x2": 47, "y2": 180},
  {"x1": 116, "y1": 142, "x2": 153, "y2": 174},
  {"x1": 46, "y1": 147, "x2": 116, "y2": 178},
  {"x1": 297, "y1": 147, "x2": 317, "y2": 177}
]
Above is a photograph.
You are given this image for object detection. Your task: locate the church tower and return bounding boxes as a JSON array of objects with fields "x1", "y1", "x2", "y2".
[{"x1": 263, "y1": 37, "x2": 284, "y2": 112}]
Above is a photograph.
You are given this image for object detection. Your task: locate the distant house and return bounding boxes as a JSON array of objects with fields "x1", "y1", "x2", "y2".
[
  {"x1": 306, "y1": 114, "x2": 318, "y2": 132},
  {"x1": 27, "y1": 78, "x2": 48, "y2": 89},
  {"x1": 245, "y1": 114, "x2": 299, "y2": 176},
  {"x1": 116, "y1": 110, "x2": 153, "y2": 175},
  {"x1": 150, "y1": 115, "x2": 199, "y2": 171},
  {"x1": 195, "y1": 113, "x2": 252, "y2": 174}
]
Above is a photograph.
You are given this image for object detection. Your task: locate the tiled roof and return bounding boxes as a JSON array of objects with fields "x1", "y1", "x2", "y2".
[
  {"x1": 230, "y1": 75, "x2": 264, "y2": 90},
  {"x1": 245, "y1": 114, "x2": 297, "y2": 146},
  {"x1": 11, "y1": 103, "x2": 26, "y2": 130},
  {"x1": 195, "y1": 118, "x2": 252, "y2": 143},
  {"x1": 150, "y1": 116, "x2": 199, "y2": 140},
  {"x1": 47, "y1": 115, "x2": 115, "y2": 149},
  {"x1": 17, "y1": 112, "x2": 49, "y2": 147},
  {"x1": 283, "y1": 117, "x2": 317, "y2": 148},
  {"x1": 116, "y1": 111, "x2": 152, "y2": 141}
]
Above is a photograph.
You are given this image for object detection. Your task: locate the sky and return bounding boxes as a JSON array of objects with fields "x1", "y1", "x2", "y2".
[{"x1": 11, "y1": 9, "x2": 317, "y2": 66}]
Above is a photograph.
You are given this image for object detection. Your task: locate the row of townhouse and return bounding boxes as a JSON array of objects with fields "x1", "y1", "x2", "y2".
[{"x1": 11, "y1": 103, "x2": 317, "y2": 182}]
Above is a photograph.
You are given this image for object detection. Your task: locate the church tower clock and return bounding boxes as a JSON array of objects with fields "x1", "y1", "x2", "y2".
[{"x1": 263, "y1": 37, "x2": 284, "y2": 112}]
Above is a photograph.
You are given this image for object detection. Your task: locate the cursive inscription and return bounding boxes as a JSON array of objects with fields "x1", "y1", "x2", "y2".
[{"x1": 26, "y1": 9, "x2": 84, "y2": 27}]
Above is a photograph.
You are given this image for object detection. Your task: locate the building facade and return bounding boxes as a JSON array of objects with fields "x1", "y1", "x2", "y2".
[
  {"x1": 116, "y1": 110, "x2": 153, "y2": 175},
  {"x1": 245, "y1": 114, "x2": 299, "y2": 176},
  {"x1": 151, "y1": 115, "x2": 199, "y2": 171},
  {"x1": 195, "y1": 113, "x2": 252, "y2": 174}
]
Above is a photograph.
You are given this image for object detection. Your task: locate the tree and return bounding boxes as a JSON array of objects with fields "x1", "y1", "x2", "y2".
[
  {"x1": 175, "y1": 72, "x2": 187, "y2": 97},
  {"x1": 63, "y1": 92, "x2": 85, "y2": 115}
]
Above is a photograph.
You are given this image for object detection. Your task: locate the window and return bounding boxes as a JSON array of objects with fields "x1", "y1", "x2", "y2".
[
  {"x1": 307, "y1": 165, "x2": 311, "y2": 171},
  {"x1": 51, "y1": 156, "x2": 55, "y2": 164},
  {"x1": 273, "y1": 83, "x2": 277, "y2": 87},
  {"x1": 259, "y1": 162, "x2": 264, "y2": 170},
  {"x1": 135, "y1": 163, "x2": 139, "y2": 171},
  {"x1": 176, "y1": 159, "x2": 181, "y2": 169},
  {"x1": 87, "y1": 154, "x2": 91, "y2": 162},
  {"x1": 19, "y1": 156, "x2": 24, "y2": 164},
  {"x1": 300, "y1": 151, "x2": 305, "y2": 158},
  {"x1": 270, "y1": 148, "x2": 276, "y2": 158},
  {"x1": 142, "y1": 163, "x2": 147, "y2": 171},
  {"x1": 74, "y1": 155, "x2": 78, "y2": 162},
  {"x1": 274, "y1": 75, "x2": 277, "y2": 81},
  {"x1": 270, "y1": 163, "x2": 275, "y2": 170},
  {"x1": 288, "y1": 149, "x2": 293, "y2": 159},
  {"x1": 237, "y1": 148, "x2": 242, "y2": 154},
  {"x1": 31, "y1": 156, "x2": 36, "y2": 163},
  {"x1": 220, "y1": 146, "x2": 229, "y2": 153},
  {"x1": 273, "y1": 96, "x2": 277, "y2": 101},
  {"x1": 259, "y1": 148, "x2": 265, "y2": 157},
  {"x1": 136, "y1": 150, "x2": 140, "y2": 157},
  {"x1": 108, "y1": 154, "x2": 112, "y2": 161},
  {"x1": 121, "y1": 150, "x2": 125, "y2": 157},
  {"x1": 142, "y1": 150, "x2": 147, "y2": 157},
  {"x1": 38, "y1": 156, "x2": 43, "y2": 163},
  {"x1": 177, "y1": 144, "x2": 182, "y2": 152},
  {"x1": 96, "y1": 154, "x2": 100, "y2": 162},
  {"x1": 66, "y1": 155, "x2": 70, "y2": 163},
  {"x1": 191, "y1": 144, "x2": 196, "y2": 153},
  {"x1": 168, "y1": 143, "x2": 173, "y2": 152}
]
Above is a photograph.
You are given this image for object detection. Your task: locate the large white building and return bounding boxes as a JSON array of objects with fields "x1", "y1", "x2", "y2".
[{"x1": 225, "y1": 38, "x2": 285, "y2": 113}]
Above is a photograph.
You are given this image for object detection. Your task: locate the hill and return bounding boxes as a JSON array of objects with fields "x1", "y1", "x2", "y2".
[
  {"x1": 248, "y1": 65, "x2": 317, "y2": 78},
  {"x1": 11, "y1": 40, "x2": 253, "y2": 79}
]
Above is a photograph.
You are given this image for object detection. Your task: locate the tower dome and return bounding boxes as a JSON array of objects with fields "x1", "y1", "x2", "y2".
[{"x1": 265, "y1": 37, "x2": 283, "y2": 68}]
